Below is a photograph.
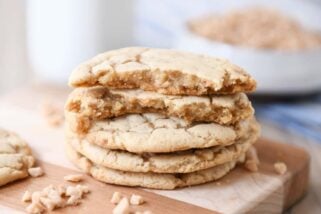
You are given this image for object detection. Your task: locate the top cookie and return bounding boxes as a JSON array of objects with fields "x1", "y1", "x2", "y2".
[{"x1": 69, "y1": 47, "x2": 256, "y2": 95}]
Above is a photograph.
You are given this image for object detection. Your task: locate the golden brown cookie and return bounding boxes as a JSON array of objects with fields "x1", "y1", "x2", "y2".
[
  {"x1": 0, "y1": 128, "x2": 35, "y2": 186},
  {"x1": 65, "y1": 113, "x2": 259, "y2": 153},
  {"x1": 68, "y1": 132, "x2": 258, "y2": 173},
  {"x1": 65, "y1": 87, "x2": 254, "y2": 133},
  {"x1": 69, "y1": 47, "x2": 256, "y2": 95},
  {"x1": 65, "y1": 141, "x2": 245, "y2": 190}
]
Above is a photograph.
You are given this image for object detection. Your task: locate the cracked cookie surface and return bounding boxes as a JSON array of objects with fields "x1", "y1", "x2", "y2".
[
  {"x1": 66, "y1": 87, "x2": 254, "y2": 133},
  {"x1": 0, "y1": 128, "x2": 35, "y2": 186},
  {"x1": 65, "y1": 141, "x2": 244, "y2": 189},
  {"x1": 68, "y1": 47, "x2": 256, "y2": 95},
  {"x1": 68, "y1": 130, "x2": 258, "y2": 173},
  {"x1": 66, "y1": 113, "x2": 259, "y2": 153}
]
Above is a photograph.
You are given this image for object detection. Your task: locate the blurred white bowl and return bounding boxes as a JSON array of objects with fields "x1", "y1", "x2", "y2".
[{"x1": 174, "y1": 0, "x2": 321, "y2": 95}]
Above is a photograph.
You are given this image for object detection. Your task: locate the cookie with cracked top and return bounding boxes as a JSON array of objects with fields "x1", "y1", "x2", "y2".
[
  {"x1": 65, "y1": 113, "x2": 260, "y2": 153},
  {"x1": 69, "y1": 47, "x2": 256, "y2": 95}
]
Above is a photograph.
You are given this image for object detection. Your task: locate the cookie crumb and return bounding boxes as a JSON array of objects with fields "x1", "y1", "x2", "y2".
[
  {"x1": 66, "y1": 186, "x2": 82, "y2": 198},
  {"x1": 130, "y1": 194, "x2": 145, "y2": 205},
  {"x1": 41, "y1": 101, "x2": 64, "y2": 127},
  {"x1": 24, "y1": 184, "x2": 89, "y2": 213},
  {"x1": 39, "y1": 197, "x2": 56, "y2": 211},
  {"x1": 26, "y1": 201, "x2": 46, "y2": 214},
  {"x1": 22, "y1": 190, "x2": 32, "y2": 202},
  {"x1": 57, "y1": 185, "x2": 66, "y2": 196},
  {"x1": 274, "y1": 162, "x2": 287, "y2": 175},
  {"x1": 110, "y1": 191, "x2": 122, "y2": 204},
  {"x1": 45, "y1": 185, "x2": 65, "y2": 208},
  {"x1": 76, "y1": 184, "x2": 90, "y2": 193},
  {"x1": 31, "y1": 191, "x2": 43, "y2": 203},
  {"x1": 112, "y1": 197, "x2": 130, "y2": 214},
  {"x1": 244, "y1": 147, "x2": 259, "y2": 172},
  {"x1": 42, "y1": 184, "x2": 54, "y2": 196},
  {"x1": 28, "y1": 167, "x2": 44, "y2": 177},
  {"x1": 67, "y1": 195, "x2": 81, "y2": 206},
  {"x1": 64, "y1": 174, "x2": 83, "y2": 182},
  {"x1": 244, "y1": 160, "x2": 258, "y2": 172}
]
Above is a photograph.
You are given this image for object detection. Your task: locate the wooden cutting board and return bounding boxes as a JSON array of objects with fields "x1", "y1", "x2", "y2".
[
  {"x1": 0, "y1": 139, "x2": 310, "y2": 214},
  {"x1": 0, "y1": 86, "x2": 310, "y2": 213}
]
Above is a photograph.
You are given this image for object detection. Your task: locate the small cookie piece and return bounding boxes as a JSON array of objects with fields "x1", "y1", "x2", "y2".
[
  {"x1": 66, "y1": 87, "x2": 254, "y2": 133},
  {"x1": 28, "y1": 167, "x2": 44, "y2": 177},
  {"x1": 24, "y1": 184, "x2": 90, "y2": 213},
  {"x1": 31, "y1": 191, "x2": 43, "y2": 204},
  {"x1": 76, "y1": 184, "x2": 90, "y2": 193},
  {"x1": 274, "y1": 162, "x2": 287, "y2": 175},
  {"x1": 40, "y1": 197, "x2": 56, "y2": 211},
  {"x1": 57, "y1": 185, "x2": 66, "y2": 196},
  {"x1": 26, "y1": 202, "x2": 46, "y2": 214},
  {"x1": 42, "y1": 185, "x2": 55, "y2": 196},
  {"x1": 0, "y1": 128, "x2": 35, "y2": 186},
  {"x1": 112, "y1": 197, "x2": 130, "y2": 214},
  {"x1": 244, "y1": 146, "x2": 260, "y2": 172},
  {"x1": 67, "y1": 195, "x2": 81, "y2": 206},
  {"x1": 69, "y1": 47, "x2": 256, "y2": 95},
  {"x1": 130, "y1": 194, "x2": 144, "y2": 205},
  {"x1": 111, "y1": 192, "x2": 122, "y2": 204},
  {"x1": 41, "y1": 101, "x2": 64, "y2": 127},
  {"x1": 45, "y1": 186, "x2": 65, "y2": 207},
  {"x1": 66, "y1": 186, "x2": 82, "y2": 198},
  {"x1": 65, "y1": 184, "x2": 90, "y2": 205},
  {"x1": 244, "y1": 160, "x2": 258, "y2": 172},
  {"x1": 22, "y1": 190, "x2": 32, "y2": 202},
  {"x1": 64, "y1": 174, "x2": 83, "y2": 182}
]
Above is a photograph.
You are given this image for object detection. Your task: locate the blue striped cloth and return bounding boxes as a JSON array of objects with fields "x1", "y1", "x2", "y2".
[{"x1": 255, "y1": 95, "x2": 321, "y2": 142}]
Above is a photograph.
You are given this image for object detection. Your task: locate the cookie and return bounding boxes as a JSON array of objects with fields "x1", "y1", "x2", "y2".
[
  {"x1": 68, "y1": 47, "x2": 256, "y2": 95},
  {"x1": 65, "y1": 141, "x2": 244, "y2": 189},
  {"x1": 0, "y1": 128, "x2": 35, "y2": 186},
  {"x1": 66, "y1": 113, "x2": 259, "y2": 153},
  {"x1": 68, "y1": 130, "x2": 258, "y2": 173},
  {"x1": 66, "y1": 87, "x2": 254, "y2": 133}
]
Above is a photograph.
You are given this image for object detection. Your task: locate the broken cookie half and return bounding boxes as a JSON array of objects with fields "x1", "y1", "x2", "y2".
[{"x1": 0, "y1": 128, "x2": 36, "y2": 186}]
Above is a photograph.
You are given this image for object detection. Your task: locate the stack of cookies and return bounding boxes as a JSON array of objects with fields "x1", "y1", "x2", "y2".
[{"x1": 65, "y1": 47, "x2": 260, "y2": 190}]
